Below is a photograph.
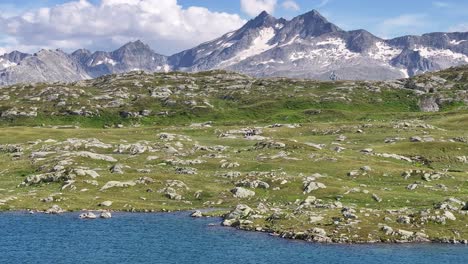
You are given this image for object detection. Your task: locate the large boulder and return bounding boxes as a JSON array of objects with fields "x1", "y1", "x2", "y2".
[
  {"x1": 67, "y1": 151, "x2": 117, "y2": 162},
  {"x1": 45, "y1": 205, "x2": 64, "y2": 214},
  {"x1": 223, "y1": 204, "x2": 253, "y2": 226},
  {"x1": 98, "y1": 201, "x2": 113, "y2": 207},
  {"x1": 191, "y1": 211, "x2": 203, "y2": 218},
  {"x1": 302, "y1": 176, "x2": 326, "y2": 194},
  {"x1": 225, "y1": 204, "x2": 252, "y2": 220},
  {"x1": 110, "y1": 164, "x2": 124, "y2": 174},
  {"x1": 79, "y1": 212, "x2": 97, "y2": 219},
  {"x1": 100, "y1": 181, "x2": 136, "y2": 191},
  {"x1": 160, "y1": 187, "x2": 182, "y2": 200},
  {"x1": 418, "y1": 96, "x2": 439, "y2": 112},
  {"x1": 231, "y1": 187, "x2": 255, "y2": 198},
  {"x1": 100, "y1": 212, "x2": 112, "y2": 219}
]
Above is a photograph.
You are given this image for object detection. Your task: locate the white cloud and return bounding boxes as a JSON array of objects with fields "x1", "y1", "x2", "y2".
[
  {"x1": 0, "y1": 47, "x2": 6, "y2": 56},
  {"x1": 240, "y1": 0, "x2": 277, "y2": 17},
  {"x1": 449, "y1": 23, "x2": 468, "y2": 32},
  {"x1": 282, "y1": 0, "x2": 300, "y2": 11},
  {"x1": 0, "y1": 0, "x2": 245, "y2": 55},
  {"x1": 432, "y1": 1, "x2": 450, "y2": 8},
  {"x1": 317, "y1": 0, "x2": 331, "y2": 8},
  {"x1": 377, "y1": 14, "x2": 429, "y2": 38},
  {"x1": 381, "y1": 14, "x2": 427, "y2": 27}
]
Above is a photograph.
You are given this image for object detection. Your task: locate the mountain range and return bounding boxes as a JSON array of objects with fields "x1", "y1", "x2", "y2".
[{"x1": 1, "y1": 10, "x2": 467, "y2": 86}]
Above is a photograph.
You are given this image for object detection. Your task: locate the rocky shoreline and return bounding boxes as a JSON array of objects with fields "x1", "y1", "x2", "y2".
[{"x1": 3, "y1": 206, "x2": 467, "y2": 245}]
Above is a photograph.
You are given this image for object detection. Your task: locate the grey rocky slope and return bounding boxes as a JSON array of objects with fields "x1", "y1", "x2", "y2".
[
  {"x1": 0, "y1": 49, "x2": 90, "y2": 86},
  {"x1": 0, "y1": 41, "x2": 169, "y2": 86},
  {"x1": 71, "y1": 40, "x2": 169, "y2": 78},
  {"x1": 0, "y1": 10, "x2": 467, "y2": 85}
]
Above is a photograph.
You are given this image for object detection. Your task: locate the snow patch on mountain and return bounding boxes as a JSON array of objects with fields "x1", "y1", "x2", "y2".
[
  {"x1": 254, "y1": 59, "x2": 284, "y2": 65},
  {"x1": 279, "y1": 34, "x2": 301, "y2": 47},
  {"x1": 221, "y1": 42, "x2": 235, "y2": 49},
  {"x1": 450, "y1": 39, "x2": 466, "y2": 45},
  {"x1": 0, "y1": 58, "x2": 17, "y2": 69},
  {"x1": 414, "y1": 46, "x2": 468, "y2": 62},
  {"x1": 316, "y1": 38, "x2": 344, "y2": 46},
  {"x1": 290, "y1": 38, "x2": 358, "y2": 62},
  {"x1": 368, "y1": 42, "x2": 402, "y2": 61},
  {"x1": 95, "y1": 57, "x2": 117, "y2": 66},
  {"x1": 399, "y1": 68, "x2": 409, "y2": 78},
  {"x1": 156, "y1": 64, "x2": 171, "y2": 72},
  {"x1": 275, "y1": 23, "x2": 284, "y2": 29},
  {"x1": 220, "y1": 27, "x2": 277, "y2": 67}
]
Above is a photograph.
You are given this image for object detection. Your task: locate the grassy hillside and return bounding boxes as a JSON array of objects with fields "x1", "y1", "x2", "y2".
[{"x1": 0, "y1": 67, "x2": 467, "y2": 243}]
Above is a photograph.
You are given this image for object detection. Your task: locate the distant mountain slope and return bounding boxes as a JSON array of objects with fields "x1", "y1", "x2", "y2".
[
  {"x1": 0, "y1": 10, "x2": 467, "y2": 85},
  {"x1": 71, "y1": 40, "x2": 169, "y2": 78},
  {"x1": 170, "y1": 10, "x2": 468, "y2": 80},
  {"x1": 0, "y1": 49, "x2": 90, "y2": 86}
]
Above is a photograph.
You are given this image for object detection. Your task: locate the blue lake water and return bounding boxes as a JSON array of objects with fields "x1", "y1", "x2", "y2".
[{"x1": 0, "y1": 212, "x2": 466, "y2": 264}]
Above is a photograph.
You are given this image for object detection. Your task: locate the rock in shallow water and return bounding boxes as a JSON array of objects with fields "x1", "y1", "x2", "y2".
[
  {"x1": 45, "y1": 205, "x2": 64, "y2": 214},
  {"x1": 100, "y1": 212, "x2": 112, "y2": 219},
  {"x1": 191, "y1": 211, "x2": 203, "y2": 218},
  {"x1": 79, "y1": 212, "x2": 97, "y2": 219}
]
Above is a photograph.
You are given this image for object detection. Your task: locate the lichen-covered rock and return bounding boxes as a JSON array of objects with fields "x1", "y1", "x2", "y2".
[
  {"x1": 302, "y1": 176, "x2": 326, "y2": 194},
  {"x1": 45, "y1": 205, "x2": 64, "y2": 214},
  {"x1": 100, "y1": 181, "x2": 136, "y2": 191},
  {"x1": 66, "y1": 151, "x2": 117, "y2": 162},
  {"x1": 224, "y1": 204, "x2": 252, "y2": 224},
  {"x1": 21, "y1": 171, "x2": 74, "y2": 186},
  {"x1": 231, "y1": 187, "x2": 255, "y2": 198},
  {"x1": 99, "y1": 201, "x2": 113, "y2": 207},
  {"x1": 110, "y1": 164, "x2": 124, "y2": 174}
]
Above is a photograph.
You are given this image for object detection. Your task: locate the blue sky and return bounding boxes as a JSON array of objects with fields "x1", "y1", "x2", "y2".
[
  {"x1": 179, "y1": 0, "x2": 468, "y2": 37},
  {"x1": 0, "y1": 0, "x2": 467, "y2": 54}
]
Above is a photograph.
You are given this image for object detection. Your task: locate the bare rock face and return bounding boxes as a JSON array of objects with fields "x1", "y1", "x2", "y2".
[
  {"x1": 419, "y1": 96, "x2": 440, "y2": 112},
  {"x1": 0, "y1": 49, "x2": 91, "y2": 86}
]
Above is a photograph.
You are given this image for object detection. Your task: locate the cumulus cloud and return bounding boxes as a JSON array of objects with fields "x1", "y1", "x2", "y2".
[
  {"x1": 240, "y1": 0, "x2": 277, "y2": 17},
  {"x1": 282, "y1": 0, "x2": 300, "y2": 11},
  {"x1": 0, "y1": 0, "x2": 245, "y2": 55}
]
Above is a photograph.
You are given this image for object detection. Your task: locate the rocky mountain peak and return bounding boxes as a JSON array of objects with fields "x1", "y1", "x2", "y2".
[
  {"x1": 243, "y1": 10, "x2": 280, "y2": 30},
  {"x1": 72, "y1": 49, "x2": 92, "y2": 56},
  {"x1": 1, "y1": 51, "x2": 29, "y2": 64},
  {"x1": 293, "y1": 9, "x2": 342, "y2": 35},
  {"x1": 119, "y1": 40, "x2": 151, "y2": 52}
]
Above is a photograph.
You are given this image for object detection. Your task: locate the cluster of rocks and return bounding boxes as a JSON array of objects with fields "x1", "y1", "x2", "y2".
[
  {"x1": 79, "y1": 211, "x2": 112, "y2": 219},
  {"x1": 302, "y1": 174, "x2": 327, "y2": 194},
  {"x1": 402, "y1": 170, "x2": 444, "y2": 181}
]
